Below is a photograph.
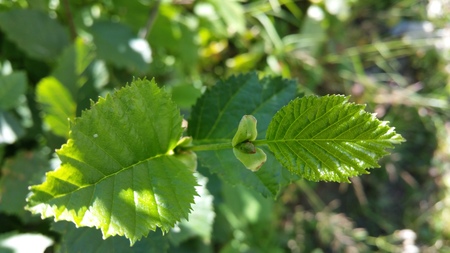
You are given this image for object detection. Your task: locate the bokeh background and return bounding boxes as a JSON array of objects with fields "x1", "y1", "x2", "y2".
[{"x1": 0, "y1": 0, "x2": 449, "y2": 252}]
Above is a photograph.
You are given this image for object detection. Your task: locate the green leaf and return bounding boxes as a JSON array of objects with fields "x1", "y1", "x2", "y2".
[
  {"x1": 195, "y1": 146, "x2": 286, "y2": 197},
  {"x1": 27, "y1": 80, "x2": 197, "y2": 245},
  {"x1": 0, "y1": 9, "x2": 69, "y2": 60},
  {"x1": 0, "y1": 150, "x2": 50, "y2": 223},
  {"x1": 52, "y1": 37, "x2": 97, "y2": 99},
  {"x1": 52, "y1": 221, "x2": 168, "y2": 253},
  {"x1": 188, "y1": 72, "x2": 299, "y2": 197},
  {"x1": 51, "y1": 37, "x2": 107, "y2": 117},
  {"x1": 170, "y1": 84, "x2": 203, "y2": 109},
  {"x1": 266, "y1": 95, "x2": 405, "y2": 182},
  {"x1": 36, "y1": 77, "x2": 76, "y2": 138},
  {"x1": 149, "y1": 4, "x2": 199, "y2": 68},
  {"x1": 89, "y1": 21, "x2": 151, "y2": 73},
  {"x1": 0, "y1": 71, "x2": 27, "y2": 110}
]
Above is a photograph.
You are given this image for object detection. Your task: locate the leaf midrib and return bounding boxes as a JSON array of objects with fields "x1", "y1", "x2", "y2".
[
  {"x1": 199, "y1": 79, "x2": 295, "y2": 140},
  {"x1": 47, "y1": 154, "x2": 168, "y2": 200},
  {"x1": 203, "y1": 79, "x2": 250, "y2": 139},
  {"x1": 262, "y1": 138, "x2": 395, "y2": 143}
]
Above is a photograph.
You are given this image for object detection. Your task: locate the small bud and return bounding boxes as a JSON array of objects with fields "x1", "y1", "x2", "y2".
[
  {"x1": 235, "y1": 141, "x2": 256, "y2": 154},
  {"x1": 232, "y1": 115, "x2": 258, "y2": 147},
  {"x1": 233, "y1": 147, "x2": 267, "y2": 172}
]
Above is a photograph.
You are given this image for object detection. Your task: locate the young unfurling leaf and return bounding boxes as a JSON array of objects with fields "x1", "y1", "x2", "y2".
[
  {"x1": 233, "y1": 147, "x2": 267, "y2": 172},
  {"x1": 232, "y1": 115, "x2": 267, "y2": 171},
  {"x1": 232, "y1": 115, "x2": 258, "y2": 146}
]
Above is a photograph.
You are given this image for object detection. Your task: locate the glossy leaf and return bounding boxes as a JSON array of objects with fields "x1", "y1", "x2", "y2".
[
  {"x1": 266, "y1": 95, "x2": 405, "y2": 182},
  {"x1": 27, "y1": 80, "x2": 197, "y2": 245},
  {"x1": 188, "y1": 72, "x2": 299, "y2": 197}
]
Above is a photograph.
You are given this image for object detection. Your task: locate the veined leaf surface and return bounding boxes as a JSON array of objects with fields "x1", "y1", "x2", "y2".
[
  {"x1": 27, "y1": 80, "x2": 197, "y2": 245},
  {"x1": 266, "y1": 95, "x2": 405, "y2": 182},
  {"x1": 188, "y1": 72, "x2": 299, "y2": 197}
]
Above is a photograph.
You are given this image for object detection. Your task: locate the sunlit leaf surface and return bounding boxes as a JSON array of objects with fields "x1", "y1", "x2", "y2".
[
  {"x1": 188, "y1": 72, "x2": 299, "y2": 197},
  {"x1": 27, "y1": 80, "x2": 197, "y2": 245},
  {"x1": 266, "y1": 95, "x2": 405, "y2": 182}
]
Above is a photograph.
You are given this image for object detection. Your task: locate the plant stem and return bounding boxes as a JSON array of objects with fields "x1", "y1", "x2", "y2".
[
  {"x1": 188, "y1": 142, "x2": 233, "y2": 151},
  {"x1": 188, "y1": 139, "x2": 269, "y2": 152},
  {"x1": 138, "y1": 0, "x2": 161, "y2": 39},
  {"x1": 62, "y1": 0, "x2": 77, "y2": 41},
  {"x1": 252, "y1": 139, "x2": 270, "y2": 145}
]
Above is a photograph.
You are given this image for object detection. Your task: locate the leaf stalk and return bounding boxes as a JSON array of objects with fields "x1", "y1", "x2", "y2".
[{"x1": 188, "y1": 142, "x2": 233, "y2": 151}]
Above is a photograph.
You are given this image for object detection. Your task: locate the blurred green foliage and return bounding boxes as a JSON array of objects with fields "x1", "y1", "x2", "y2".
[{"x1": 0, "y1": 0, "x2": 449, "y2": 252}]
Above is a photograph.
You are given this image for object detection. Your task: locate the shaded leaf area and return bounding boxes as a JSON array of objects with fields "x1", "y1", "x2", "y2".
[
  {"x1": 90, "y1": 21, "x2": 151, "y2": 73},
  {"x1": 188, "y1": 72, "x2": 299, "y2": 197},
  {"x1": 0, "y1": 151, "x2": 50, "y2": 223},
  {"x1": 52, "y1": 37, "x2": 99, "y2": 101},
  {"x1": 0, "y1": 9, "x2": 69, "y2": 60},
  {"x1": 0, "y1": 111, "x2": 25, "y2": 144},
  {"x1": 148, "y1": 4, "x2": 199, "y2": 69},
  {"x1": 0, "y1": 71, "x2": 27, "y2": 110},
  {"x1": 196, "y1": 146, "x2": 292, "y2": 197},
  {"x1": 266, "y1": 95, "x2": 405, "y2": 182},
  {"x1": 0, "y1": 72, "x2": 27, "y2": 144},
  {"x1": 52, "y1": 221, "x2": 168, "y2": 253},
  {"x1": 27, "y1": 80, "x2": 197, "y2": 245},
  {"x1": 37, "y1": 38, "x2": 107, "y2": 138}
]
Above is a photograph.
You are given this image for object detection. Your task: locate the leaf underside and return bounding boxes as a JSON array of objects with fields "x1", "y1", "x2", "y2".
[
  {"x1": 27, "y1": 80, "x2": 197, "y2": 245},
  {"x1": 266, "y1": 95, "x2": 405, "y2": 182},
  {"x1": 188, "y1": 72, "x2": 299, "y2": 197}
]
